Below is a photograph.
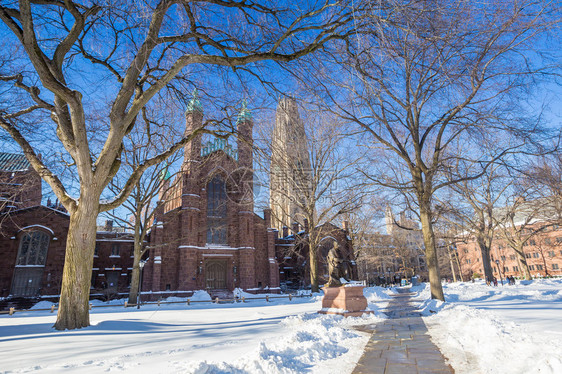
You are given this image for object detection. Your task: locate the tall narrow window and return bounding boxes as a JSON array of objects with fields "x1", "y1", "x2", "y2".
[
  {"x1": 111, "y1": 244, "x2": 120, "y2": 257},
  {"x1": 16, "y1": 231, "x2": 50, "y2": 266},
  {"x1": 11, "y1": 231, "x2": 50, "y2": 296},
  {"x1": 207, "y1": 176, "x2": 228, "y2": 244}
]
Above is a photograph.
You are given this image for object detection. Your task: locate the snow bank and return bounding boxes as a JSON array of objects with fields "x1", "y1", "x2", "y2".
[
  {"x1": 410, "y1": 279, "x2": 562, "y2": 374},
  {"x1": 425, "y1": 303, "x2": 562, "y2": 374},
  {"x1": 363, "y1": 286, "x2": 392, "y2": 302},
  {"x1": 182, "y1": 313, "x2": 383, "y2": 374},
  {"x1": 191, "y1": 290, "x2": 212, "y2": 301},
  {"x1": 1, "y1": 287, "x2": 392, "y2": 373}
]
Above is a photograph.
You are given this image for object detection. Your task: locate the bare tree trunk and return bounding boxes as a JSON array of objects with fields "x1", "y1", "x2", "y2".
[
  {"x1": 541, "y1": 252, "x2": 549, "y2": 277},
  {"x1": 446, "y1": 245, "x2": 457, "y2": 282},
  {"x1": 127, "y1": 240, "x2": 142, "y2": 305},
  {"x1": 128, "y1": 264, "x2": 140, "y2": 305},
  {"x1": 476, "y1": 238, "x2": 494, "y2": 281},
  {"x1": 127, "y1": 216, "x2": 144, "y2": 305},
  {"x1": 454, "y1": 251, "x2": 464, "y2": 282},
  {"x1": 309, "y1": 236, "x2": 319, "y2": 292},
  {"x1": 54, "y1": 198, "x2": 98, "y2": 330},
  {"x1": 419, "y1": 202, "x2": 445, "y2": 301},
  {"x1": 513, "y1": 245, "x2": 532, "y2": 280}
]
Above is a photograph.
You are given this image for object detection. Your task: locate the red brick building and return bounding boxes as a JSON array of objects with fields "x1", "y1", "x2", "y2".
[
  {"x1": 456, "y1": 224, "x2": 562, "y2": 280},
  {"x1": 143, "y1": 102, "x2": 281, "y2": 297},
  {"x1": 143, "y1": 100, "x2": 357, "y2": 296},
  {"x1": 0, "y1": 153, "x2": 134, "y2": 299},
  {"x1": 1, "y1": 100, "x2": 356, "y2": 301}
]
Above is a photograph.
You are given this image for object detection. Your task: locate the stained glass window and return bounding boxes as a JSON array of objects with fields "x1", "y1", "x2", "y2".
[
  {"x1": 16, "y1": 231, "x2": 50, "y2": 266},
  {"x1": 207, "y1": 176, "x2": 228, "y2": 244}
]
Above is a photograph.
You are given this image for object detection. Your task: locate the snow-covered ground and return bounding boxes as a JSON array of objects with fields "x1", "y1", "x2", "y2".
[
  {"x1": 0, "y1": 290, "x2": 391, "y2": 374},
  {"x1": 413, "y1": 278, "x2": 562, "y2": 374},
  {"x1": 1, "y1": 280, "x2": 561, "y2": 374}
]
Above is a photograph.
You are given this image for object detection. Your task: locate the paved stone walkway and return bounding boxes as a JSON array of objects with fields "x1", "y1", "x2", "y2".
[{"x1": 352, "y1": 289, "x2": 454, "y2": 374}]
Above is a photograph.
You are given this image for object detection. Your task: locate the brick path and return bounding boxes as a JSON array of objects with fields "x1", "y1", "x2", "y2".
[{"x1": 352, "y1": 289, "x2": 454, "y2": 374}]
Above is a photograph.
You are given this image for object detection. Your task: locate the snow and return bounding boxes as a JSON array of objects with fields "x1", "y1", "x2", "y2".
[
  {"x1": 18, "y1": 224, "x2": 54, "y2": 235},
  {"x1": 190, "y1": 290, "x2": 213, "y2": 301},
  {"x1": 0, "y1": 291, "x2": 385, "y2": 374},
  {"x1": 411, "y1": 279, "x2": 562, "y2": 374},
  {"x1": 2, "y1": 280, "x2": 561, "y2": 373}
]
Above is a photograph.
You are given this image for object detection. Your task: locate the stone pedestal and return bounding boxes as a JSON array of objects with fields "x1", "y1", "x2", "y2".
[{"x1": 318, "y1": 285, "x2": 373, "y2": 317}]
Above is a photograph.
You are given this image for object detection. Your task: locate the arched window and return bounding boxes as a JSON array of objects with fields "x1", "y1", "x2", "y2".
[
  {"x1": 11, "y1": 230, "x2": 50, "y2": 296},
  {"x1": 207, "y1": 176, "x2": 228, "y2": 244},
  {"x1": 16, "y1": 230, "x2": 50, "y2": 266}
]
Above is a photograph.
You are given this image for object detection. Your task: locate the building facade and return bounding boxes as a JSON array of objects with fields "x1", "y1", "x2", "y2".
[
  {"x1": 142, "y1": 100, "x2": 280, "y2": 297},
  {"x1": 270, "y1": 97, "x2": 312, "y2": 232},
  {"x1": 0, "y1": 153, "x2": 135, "y2": 301},
  {"x1": 1, "y1": 97, "x2": 357, "y2": 303},
  {"x1": 456, "y1": 223, "x2": 562, "y2": 279}
]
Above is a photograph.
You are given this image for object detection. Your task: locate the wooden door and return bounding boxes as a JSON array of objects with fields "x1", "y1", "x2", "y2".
[{"x1": 205, "y1": 260, "x2": 226, "y2": 289}]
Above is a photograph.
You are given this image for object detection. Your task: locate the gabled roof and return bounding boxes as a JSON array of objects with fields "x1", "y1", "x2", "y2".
[
  {"x1": 0, "y1": 153, "x2": 30, "y2": 172},
  {"x1": 0, "y1": 204, "x2": 70, "y2": 218}
]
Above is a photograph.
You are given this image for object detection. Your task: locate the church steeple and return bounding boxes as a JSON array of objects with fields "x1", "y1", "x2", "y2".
[
  {"x1": 236, "y1": 99, "x2": 252, "y2": 124},
  {"x1": 183, "y1": 89, "x2": 203, "y2": 167},
  {"x1": 185, "y1": 88, "x2": 203, "y2": 114},
  {"x1": 236, "y1": 99, "x2": 253, "y2": 170}
]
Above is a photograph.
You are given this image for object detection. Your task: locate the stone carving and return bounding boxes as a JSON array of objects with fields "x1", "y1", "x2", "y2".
[{"x1": 326, "y1": 242, "x2": 352, "y2": 287}]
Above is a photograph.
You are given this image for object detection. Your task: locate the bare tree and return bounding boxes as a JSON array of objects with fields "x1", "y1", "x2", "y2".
[
  {"x1": 0, "y1": 156, "x2": 43, "y2": 234},
  {"x1": 498, "y1": 188, "x2": 555, "y2": 280},
  {"x1": 104, "y1": 147, "x2": 183, "y2": 305},
  {"x1": 0, "y1": 1, "x2": 356, "y2": 329},
  {"x1": 439, "y1": 163, "x2": 513, "y2": 282},
  {"x1": 528, "y1": 151, "x2": 562, "y2": 225},
  {"x1": 258, "y1": 109, "x2": 367, "y2": 292},
  {"x1": 338, "y1": 198, "x2": 385, "y2": 260},
  {"x1": 302, "y1": 0, "x2": 558, "y2": 300}
]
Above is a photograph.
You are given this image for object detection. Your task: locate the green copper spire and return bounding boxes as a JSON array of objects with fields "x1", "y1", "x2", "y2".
[
  {"x1": 186, "y1": 88, "x2": 203, "y2": 113},
  {"x1": 159, "y1": 168, "x2": 171, "y2": 181},
  {"x1": 236, "y1": 99, "x2": 252, "y2": 123}
]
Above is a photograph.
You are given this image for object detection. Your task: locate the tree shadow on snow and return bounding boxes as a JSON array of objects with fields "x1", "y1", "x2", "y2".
[{"x1": 0, "y1": 315, "x2": 286, "y2": 343}]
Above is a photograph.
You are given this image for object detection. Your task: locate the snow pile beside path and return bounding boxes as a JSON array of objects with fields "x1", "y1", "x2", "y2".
[
  {"x1": 363, "y1": 286, "x2": 392, "y2": 302},
  {"x1": 182, "y1": 313, "x2": 383, "y2": 374},
  {"x1": 441, "y1": 279, "x2": 562, "y2": 303},
  {"x1": 410, "y1": 283, "x2": 431, "y2": 299},
  {"x1": 424, "y1": 303, "x2": 562, "y2": 374},
  {"x1": 407, "y1": 279, "x2": 562, "y2": 373},
  {"x1": 30, "y1": 300, "x2": 56, "y2": 309},
  {"x1": 191, "y1": 290, "x2": 212, "y2": 301}
]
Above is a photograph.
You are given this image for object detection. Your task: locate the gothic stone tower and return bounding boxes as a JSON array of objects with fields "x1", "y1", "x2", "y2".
[{"x1": 270, "y1": 97, "x2": 312, "y2": 233}]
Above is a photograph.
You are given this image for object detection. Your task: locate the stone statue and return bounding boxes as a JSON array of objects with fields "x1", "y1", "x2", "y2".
[{"x1": 326, "y1": 242, "x2": 351, "y2": 287}]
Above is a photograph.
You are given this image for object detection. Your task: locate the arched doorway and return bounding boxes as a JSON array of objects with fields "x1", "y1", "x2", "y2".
[{"x1": 11, "y1": 230, "x2": 50, "y2": 296}]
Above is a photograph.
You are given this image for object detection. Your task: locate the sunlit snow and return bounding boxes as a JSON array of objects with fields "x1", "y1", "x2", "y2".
[{"x1": 1, "y1": 279, "x2": 561, "y2": 373}]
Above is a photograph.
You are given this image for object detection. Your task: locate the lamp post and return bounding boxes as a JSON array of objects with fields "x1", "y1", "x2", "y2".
[
  {"x1": 495, "y1": 259, "x2": 504, "y2": 286},
  {"x1": 137, "y1": 260, "x2": 147, "y2": 309}
]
